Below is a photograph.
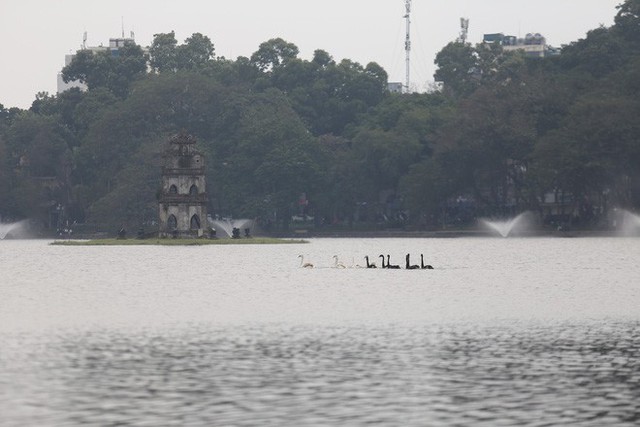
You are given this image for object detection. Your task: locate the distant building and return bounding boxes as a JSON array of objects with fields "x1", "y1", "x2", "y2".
[
  {"x1": 158, "y1": 133, "x2": 208, "y2": 238},
  {"x1": 57, "y1": 35, "x2": 142, "y2": 94},
  {"x1": 387, "y1": 82, "x2": 404, "y2": 93},
  {"x1": 483, "y1": 32, "x2": 560, "y2": 58}
]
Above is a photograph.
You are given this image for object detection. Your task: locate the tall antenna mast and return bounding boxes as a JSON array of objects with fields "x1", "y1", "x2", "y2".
[
  {"x1": 459, "y1": 18, "x2": 470, "y2": 43},
  {"x1": 404, "y1": 0, "x2": 412, "y2": 92}
]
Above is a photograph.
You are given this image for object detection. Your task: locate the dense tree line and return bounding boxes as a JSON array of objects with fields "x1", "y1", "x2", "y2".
[{"x1": 1, "y1": 0, "x2": 639, "y2": 234}]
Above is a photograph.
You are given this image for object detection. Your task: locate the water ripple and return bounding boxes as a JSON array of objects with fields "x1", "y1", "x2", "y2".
[
  {"x1": 1, "y1": 321, "x2": 639, "y2": 426},
  {"x1": 2, "y1": 239, "x2": 640, "y2": 425}
]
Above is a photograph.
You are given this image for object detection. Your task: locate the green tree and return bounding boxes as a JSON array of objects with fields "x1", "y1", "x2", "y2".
[
  {"x1": 2, "y1": 106, "x2": 22, "y2": 124},
  {"x1": 270, "y1": 55, "x2": 388, "y2": 136},
  {"x1": 62, "y1": 42, "x2": 147, "y2": 97},
  {"x1": 86, "y1": 137, "x2": 162, "y2": 231},
  {"x1": 423, "y1": 81, "x2": 538, "y2": 216},
  {"x1": 30, "y1": 92, "x2": 58, "y2": 116},
  {"x1": 559, "y1": 27, "x2": 625, "y2": 78},
  {"x1": 349, "y1": 128, "x2": 422, "y2": 201},
  {"x1": 341, "y1": 93, "x2": 452, "y2": 224},
  {"x1": 615, "y1": 0, "x2": 640, "y2": 44},
  {"x1": 250, "y1": 38, "x2": 299, "y2": 72},
  {"x1": 2, "y1": 112, "x2": 74, "y2": 221},
  {"x1": 149, "y1": 31, "x2": 179, "y2": 72},
  {"x1": 0, "y1": 135, "x2": 15, "y2": 217},
  {"x1": 211, "y1": 88, "x2": 322, "y2": 227},
  {"x1": 70, "y1": 87, "x2": 117, "y2": 140},
  {"x1": 434, "y1": 42, "x2": 479, "y2": 98},
  {"x1": 75, "y1": 71, "x2": 223, "y2": 201},
  {"x1": 5, "y1": 113, "x2": 72, "y2": 179},
  {"x1": 75, "y1": 69, "x2": 324, "y2": 230},
  {"x1": 177, "y1": 32, "x2": 215, "y2": 69},
  {"x1": 401, "y1": 153, "x2": 465, "y2": 227},
  {"x1": 532, "y1": 92, "x2": 640, "y2": 209},
  {"x1": 150, "y1": 31, "x2": 217, "y2": 72},
  {"x1": 312, "y1": 49, "x2": 335, "y2": 68}
]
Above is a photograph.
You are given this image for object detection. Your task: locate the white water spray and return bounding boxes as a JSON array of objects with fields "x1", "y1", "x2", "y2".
[
  {"x1": 618, "y1": 210, "x2": 640, "y2": 236},
  {"x1": 0, "y1": 220, "x2": 28, "y2": 240},
  {"x1": 480, "y1": 212, "x2": 531, "y2": 237},
  {"x1": 208, "y1": 218, "x2": 254, "y2": 238}
]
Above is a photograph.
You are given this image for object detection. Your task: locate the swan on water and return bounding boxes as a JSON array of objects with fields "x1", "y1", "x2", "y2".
[
  {"x1": 420, "y1": 254, "x2": 434, "y2": 270},
  {"x1": 405, "y1": 254, "x2": 420, "y2": 270},
  {"x1": 298, "y1": 254, "x2": 314, "y2": 268},
  {"x1": 386, "y1": 254, "x2": 401, "y2": 269},
  {"x1": 365, "y1": 256, "x2": 377, "y2": 268},
  {"x1": 332, "y1": 255, "x2": 347, "y2": 268},
  {"x1": 378, "y1": 254, "x2": 387, "y2": 268}
]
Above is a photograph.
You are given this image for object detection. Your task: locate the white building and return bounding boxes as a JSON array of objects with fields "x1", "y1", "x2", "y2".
[
  {"x1": 483, "y1": 33, "x2": 560, "y2": 58},
  {"x1": 57, "y1": 36, "x2": 139, "y2": 94},
  {"x1": 387, "y1": 82, "x2": 404, "y2": 94}
]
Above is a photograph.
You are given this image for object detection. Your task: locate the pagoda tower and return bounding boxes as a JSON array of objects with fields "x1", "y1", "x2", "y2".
[{"x1": 158, "y1": 133, "x2": 208, "y2": 238}]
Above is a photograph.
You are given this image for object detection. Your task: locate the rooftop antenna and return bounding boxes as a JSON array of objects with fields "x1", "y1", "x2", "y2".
[
  {"x1": 404, "y1": 0, "x2": 411, "y2": 93},
  {"x1": 458, "y1": 18, "x2": 469, "y2": 43},
  {"x1": 82, "y1": 31, "x2": 87, "y2": 49}
]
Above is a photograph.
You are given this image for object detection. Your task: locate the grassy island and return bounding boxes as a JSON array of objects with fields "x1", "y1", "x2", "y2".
[{"x1": 51, "y1": 237, "x2": 307, "y2": 246}]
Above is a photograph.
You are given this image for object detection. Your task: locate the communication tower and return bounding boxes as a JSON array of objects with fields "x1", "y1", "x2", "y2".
[
  {"x1": 404, "y1": 0, "x2": 411, "y2": 92},
  {"x1": 459, "y1": 18, "x2": 470, "y2": 43}
]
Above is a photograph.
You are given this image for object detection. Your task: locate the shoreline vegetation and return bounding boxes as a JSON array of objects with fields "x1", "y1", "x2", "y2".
[
  {"x1": 51, "y1": 237, "x2": 307, "y2": 246},
  {"x1": 2, "y1": 3, "x2": 640, "y2": 239},
  {"x1": 45, "y1": 227, "x2": 627, "y2": 245}
]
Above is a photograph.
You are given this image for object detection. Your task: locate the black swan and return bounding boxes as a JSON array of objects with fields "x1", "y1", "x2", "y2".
[
  {"x1": 386, "y1": 254, "x2": 401, "y2": 269},
  {"x1": 420, "y1": 254, "x2": 434, "y2": 269},
  {"x1": 378, "y1": 254, "x2": 387, "y2": 268},
  {"x1": 405, "y1": 254, "x2": 420, "y2": 270},
  {"x1": 365, "y1": 256, "x2": 377, "y2": 268}
]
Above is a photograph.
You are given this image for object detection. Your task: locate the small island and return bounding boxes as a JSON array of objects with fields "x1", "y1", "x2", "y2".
[
  {"x1": 49, "y1": 133, "x2": 307, "y2": 246},
  {"x1": 51, "y1": 237, "x2": 306, "y2": 246}
]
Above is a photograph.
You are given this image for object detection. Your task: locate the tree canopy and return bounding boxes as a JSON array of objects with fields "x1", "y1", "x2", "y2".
[{"x1": 2, "y1": 0, "x2": 640, "y2": 234}]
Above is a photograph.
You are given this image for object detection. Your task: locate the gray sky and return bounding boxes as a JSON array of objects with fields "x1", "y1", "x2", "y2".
[{"x1": 0, "y1": 0, "x2": 622, "y2": 109}]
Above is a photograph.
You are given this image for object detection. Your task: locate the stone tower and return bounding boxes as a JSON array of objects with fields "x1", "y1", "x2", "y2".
[{"x1": 158, "y1": 133, "x2": 208, "y2": 238}]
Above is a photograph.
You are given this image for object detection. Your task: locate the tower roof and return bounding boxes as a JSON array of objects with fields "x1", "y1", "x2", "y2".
[{"x1": 169, "y1": 132, "x2": 197, "y2": 145}]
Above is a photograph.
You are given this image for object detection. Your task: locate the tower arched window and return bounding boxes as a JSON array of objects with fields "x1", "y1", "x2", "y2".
[
  {"x1": 168, "y1": 215, "x2": 177, "y2": 230},
  {"x1": 190, "y1": 214, "x2": 201, "y2": 230},
  {"x1": 169, "y1": 185, "x2": 178, "y2": 195},
  {"x1": 189, "y1": 184, "x2": 198, "y2": 195}
]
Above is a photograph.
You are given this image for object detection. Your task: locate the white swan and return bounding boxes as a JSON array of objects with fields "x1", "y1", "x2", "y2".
[
  {"x1": 350, "y1": 257, "x2": 363, "y2": 268},
  {"x1": 332, "y1": 255, "x2": 347, "y2": 268},
  {"x1": 298, "y1": 254, "x2": 314, "y2": 268}
]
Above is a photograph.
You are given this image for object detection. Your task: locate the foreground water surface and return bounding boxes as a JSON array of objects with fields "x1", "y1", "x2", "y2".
[{"x1": 1, "y1": 237, "x2": 639, "y2": 426}]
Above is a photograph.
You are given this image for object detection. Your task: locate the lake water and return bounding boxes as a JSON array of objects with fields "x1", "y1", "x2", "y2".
[{"x1": 1, "y1": 237, "x2": 639, "y2": 426}]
